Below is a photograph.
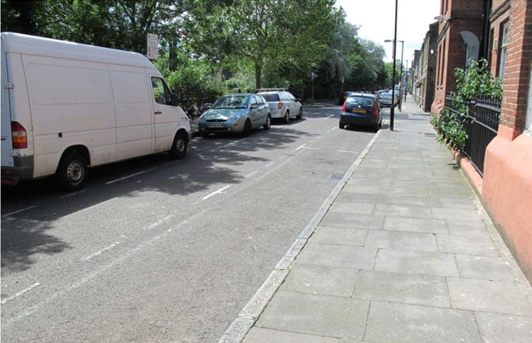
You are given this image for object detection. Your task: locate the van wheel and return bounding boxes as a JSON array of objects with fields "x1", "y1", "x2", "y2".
[
  {"x1": 56, "y1": 152, "x2": 88, "y2": 191},
  {"x1": 169, "y1": 131, "x2": 188, "y2": 159},
  {"x1": 284, "y1": 111, "x2": 290, "y2": 124},
  {"x1": 263, "y1": 115, "x2": 271, "y2": 130}
]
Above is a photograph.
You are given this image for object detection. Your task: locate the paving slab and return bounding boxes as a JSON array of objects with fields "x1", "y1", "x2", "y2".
[
  {"x1": 437, "y1": 234, "x2": 499, "y2": 256},
  {"x1": 319, "y1": 213, "x2": 384, "y2": 230},
  {"x1": 455, "y1": 254, "x2": 515, "y2": 281},
  {"x1": 446, "y1": 219, "x2": 489, "y2": 236},
  {"x1": 364, "y1": 301, "x2": 481, "y2": 343},
  {"x1": 280, "y1": 264, "x2": 358, "y2": 297},
  {"x1": 256, "y1": 291, "x2": 369, "y2": 340},
  {"x1": 448, "y1": 278, "x2": 532, "y2": 315},
  {"x1": 375, "y1": 249, "x2": 459, "y2": 276},
  {"x1": 311, "y1": 227, "x2": 367, "y2": 246},
  {"x1": 383, "y1": 216, "x2": 449, "y2": 234},
  {"x1": 296, "y1": 243, "x2": 376, "y2": 270},
  {"x1": 374, "y1": 204, "x2": 433, "y2": 218},
  {"x1": 327, "y1": 201, "x2": 375, "y2": 215},
  {"x1": 353, "y1": 270, "x2": 450, "y2": 307},
  {"x1": 475, "y1": 312, "x2": 532, "y2": 343},
  {"x1": 365, "y1": 230, "x2": 438, "y2": 252},
  {"x1": 242, "y1": 327, "x2": 340, "y2": 343},
  {"x1": 432, "y1": 207, "x2": 484, "y2": 222}
]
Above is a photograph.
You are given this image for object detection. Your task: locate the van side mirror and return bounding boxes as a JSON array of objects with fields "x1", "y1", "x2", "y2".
[{"x1": 171, "y1": 93, "x2": 178, "y2": 106}]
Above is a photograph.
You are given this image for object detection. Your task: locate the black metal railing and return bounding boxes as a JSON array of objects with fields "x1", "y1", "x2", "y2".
[{"x1": 444, "y1": 95, "x2": 501, "y2": 176}]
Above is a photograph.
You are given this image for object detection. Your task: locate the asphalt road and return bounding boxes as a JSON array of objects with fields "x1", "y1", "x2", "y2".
[{"x1": 1, "y1": 106, "x2": 379, "y2": 342}]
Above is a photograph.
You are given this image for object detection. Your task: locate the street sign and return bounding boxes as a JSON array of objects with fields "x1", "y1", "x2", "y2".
[
  {"x1": 310, "y1": 71, "x2": 316, "y2": 81},
  {"x1": 147, "y1": 33, "x2": 158, "y2": 60}
]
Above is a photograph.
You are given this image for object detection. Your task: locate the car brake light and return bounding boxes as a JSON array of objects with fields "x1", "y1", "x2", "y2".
[
  {"x1": 342, "y1": 102, "x2": 346, "y2": 112},
  {"x1": 373, "y1": 104, "x2": 379, "y2": 116},
  {"x1": 11, "y1": 121, "x2": 28, "y2": 149},
  {"x1": 277, "y1": 102, "x2": 283, "y2": 109}
]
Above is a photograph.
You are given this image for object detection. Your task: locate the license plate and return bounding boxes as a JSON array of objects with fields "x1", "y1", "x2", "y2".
[
  {"x1": 353, "y1": 109, "x2": 366, "y2": 113},
  {"x1": 208, "y1": 123, "x2": 224, "y2": 128}
]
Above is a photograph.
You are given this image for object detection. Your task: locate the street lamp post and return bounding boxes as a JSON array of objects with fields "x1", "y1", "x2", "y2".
[
  {"x1": 404, "y1": 59, "x2": 409, "y2": 102},
  {"x1": 385, "y1": 39, "x2": 404, "y2": 111},
  {"x1": 383, "y1": 0, "x2": 399, "y2": 131}
]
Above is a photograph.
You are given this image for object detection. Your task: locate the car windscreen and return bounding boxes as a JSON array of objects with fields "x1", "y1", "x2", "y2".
[
  {"x1": 259, "y1": 93, "x2": 280, "y2": 102},
  {"x1": 346, "y1": 96, "x2": 374, "y2": 106},
  {"x1": 211, "y1": 95, "x2": 249, "y2": 109},
  {"x1": 381, "y1": 93, "x2": 392, "y2": 98}
]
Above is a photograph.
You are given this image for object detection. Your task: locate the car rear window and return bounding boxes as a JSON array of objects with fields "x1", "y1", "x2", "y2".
[
  {"x1": 346, "y1": 96, "x2": 373, "y2": 106},
  {"x1": 260, "y1": 93, "x2": 280, "y2": 102}
]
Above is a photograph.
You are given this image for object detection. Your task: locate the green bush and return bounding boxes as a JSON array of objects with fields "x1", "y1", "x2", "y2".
[{"x1": 432, "y1": 58, "x2": 502, "y2": 153}]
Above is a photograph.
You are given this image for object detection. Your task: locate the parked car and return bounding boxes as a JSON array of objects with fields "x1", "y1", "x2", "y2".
[
  {"x1": 339, "y1": 93, "x2": 382, "y2": 132},
  {"x1": 379, "y1": 92, "x2": 399, "y2": 107},
  {"x1": 338, "y1": 91, "x2": 354, "y2": 105},
  {"x1": 257, "y1": 89, "x2": 302, "y2": 123},
  {"x1": 197, "y1": 94, "x2": 271, "y2": 136}
]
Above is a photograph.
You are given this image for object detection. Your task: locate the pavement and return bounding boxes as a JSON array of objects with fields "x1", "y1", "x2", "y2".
[{"x1": 219, "y1": 96, "x2": 532, "y2": 343}]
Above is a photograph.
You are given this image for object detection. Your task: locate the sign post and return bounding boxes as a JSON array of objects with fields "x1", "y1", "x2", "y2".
[
  {"x1": 310, "y1": 71, "x2": 316, "y2": 108},
  {"x1": 147, "y1": 33, "x2": 158, "y2": 60}
]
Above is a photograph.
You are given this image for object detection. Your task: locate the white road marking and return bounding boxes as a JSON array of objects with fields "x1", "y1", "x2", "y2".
[
  {"x1": 265, "y1": 161, "x2": 274, "y2": 168},
  {"x1": 337, "y1": 150, "x2": 359, "y2": 154},
  {"x1": 245, "y1": 171, "x2": 258, "y2": 178},
  {"x1": 327, "y1": 127, "x2": 337, "y2": 133},
  {"x1": 295, "y1": 144, "x2": 306, "y2": 151},
  {"x1": 321, "y1": 114, "x2": 335, "y2": 119},
  {"x1": 301, "y1": 147, "x2": 320, "y2": 150},
  {"x1": 106, "y1": 168, "x2": 157, "y2": 185},
  {"x1": 60, "y1": 189, "x2": 87, "y2": 199},
  {"x1": 81, "y1": 242, "x2": 120, "y2": 262},
  {"x1": 1, "y1": 283, "x2": 40, "y2": 304},
  {"x1": 202, "y1": 185, "x2": 231, "y2": 201},
  {"x1": 144, "y1": 215, "x2": 173, "y2": 230},
  {"x1": 197, "y1": 154, "x2": 212, "y2": 160},
  {"x1": 2, "y1": 206, "x2": 37, "y2": 217}
]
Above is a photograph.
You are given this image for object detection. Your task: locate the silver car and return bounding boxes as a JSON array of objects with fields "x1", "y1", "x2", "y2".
[
  {"x1": 257, "y1": 89, "x2": 303, "y2": 123},
  {"x1": 198, "y1": 94, "x2": 271, "y2": 136}
]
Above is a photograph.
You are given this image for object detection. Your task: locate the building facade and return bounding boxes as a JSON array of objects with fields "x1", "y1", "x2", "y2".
[{"x1": 416, "y1": 22, "x2": 438, "y2": 112}]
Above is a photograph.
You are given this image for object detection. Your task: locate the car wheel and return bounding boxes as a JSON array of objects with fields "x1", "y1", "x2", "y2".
[
  {"x1": 296, "y1": 108, "x2": 303, "y2": 120},
  {"x1": 284, "y1": 110, "x2": 290, "y2": 124},
  {"x1": 242, "y1": 119, "x2": 252, "y2": 136},
  {"x1": 263, "y1": 115, "x2": 271, "y2": 130},
  {"x1": 339, "y1": 122, "x2": 345, "y2": 129},
  {"x1": 55, "y1": 152, "x2": 89, "y2": 191},
  {"x1": 169, "y1": 131, "x2": 188, "y2": 159}
]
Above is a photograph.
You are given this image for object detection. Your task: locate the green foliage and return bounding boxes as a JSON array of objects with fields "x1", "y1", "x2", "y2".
[{"x1": 431, "y1": 58, "x2": 502, "y2": 152}]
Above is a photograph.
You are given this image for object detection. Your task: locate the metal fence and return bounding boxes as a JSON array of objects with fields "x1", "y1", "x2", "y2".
[{"x1": 445, "y1": 95, "x2": 501, "y2": 176}]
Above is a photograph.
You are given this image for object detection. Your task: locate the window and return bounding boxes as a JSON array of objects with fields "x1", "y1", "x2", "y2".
[
  {"x1": 151, "y1": 77, "x2": 172, "y2": 105},
  {"x1": 498, "y1": 21, "x2": 509, "y2": 82}
]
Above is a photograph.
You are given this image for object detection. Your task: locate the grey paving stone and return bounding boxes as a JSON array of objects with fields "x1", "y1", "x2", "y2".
[
  {"x1": 383, "y1": 217, "x2": 449, "y2": 234},
  {"x1": 379, "y1": 186, "x2": 429, "y2": 197},
  {"x1": 375, "y1": 249, "x2": 459, "y2": 276},
  {"x1": 353, "y1": 270, "x2": 450, "y2": 307},
  {"x1": 365, "y1": 230, "x2": 438, "y2": 252},
  {"x1": 296, "y1": 243, "x2": 376, "y2": 270},
  {"x1": 432, "y1": 207, "x2": 483, "y2": 222},
  {"x1": 341, "y1": 184, "x2": 380, "y2": 194},
  {"x1": 256, "y1": 291, "x2": 369, "y2": 340},
  {"x1": 319, "y1": 213, "x2": 384, "y2": 230},
  {"x1": 365, "y1": 301, "x2": 481, "y2": 343},
  {"x1": 335, "y1": 192, "x2": 386, "y2": 204},
  {"x1": 328, "y1": 201, "x2": 375, "y2": 215},
  {"x1": 429, "y1": 187, "x2": 474, "y2": 198},
  {"x1": 437, "y1": 234, "x2": 499, "y2": 257},
  {"x1": 440, "y1": 198, "x2": 477, "y2": 209},
  {"x1": 446, "y1": 219, "x2": 488, "y2": 236},
  {"x1": 312, "y1": 227, "x2": 367, "y2": 246},
  {"x1": 281, "y1": 264, "x2": 358, "y2": 297},
  {"x1": 383, "y1": 194, "x2": 442, "y2": 207},
  {"x1": 475, "y1": 312, "x2": 532, "y2": 343},
  {"x1": 455, "y1": 254, "x2": 515, "y2": 281},
  {"x1": 243, "y1": 327, "x2": 340, "y2": 343},
  {"x1": 448, "y1": 278, "x2": 532, "y2": 315},
  {"x1": 374, "y1": 204, "x2": 432, "y2": 218}
]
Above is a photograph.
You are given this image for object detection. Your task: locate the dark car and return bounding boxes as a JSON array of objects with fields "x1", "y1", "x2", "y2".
[{"x1": 339, "y1": 93, "x2": 382, "y2": 131}]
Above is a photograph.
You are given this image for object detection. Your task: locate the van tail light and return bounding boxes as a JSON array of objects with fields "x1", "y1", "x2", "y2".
[
  {"x1": 277, "y1": 102, "x2": 283, "y2": 109},
  {"x1": 342, "y1": 102, "x2": 346, "y2": 112},
  {"x1": 11, "y1": 121, "x2": 28, "y2": 149},
  {"x1": 372, "y1": 104, "x2": 379, "y2": 116}
]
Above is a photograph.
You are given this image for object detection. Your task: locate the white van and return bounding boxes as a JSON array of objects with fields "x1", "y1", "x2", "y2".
[{"x1": 1, "y1": 32, "x2": 191, "y2": 190}]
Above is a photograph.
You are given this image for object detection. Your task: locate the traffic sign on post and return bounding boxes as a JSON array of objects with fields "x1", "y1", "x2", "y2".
[{"x1": 147, "y1": 33, "x2": 158, "y2": 60}]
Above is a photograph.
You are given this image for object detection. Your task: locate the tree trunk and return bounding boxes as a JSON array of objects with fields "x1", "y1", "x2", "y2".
[{"x1": 255, "y1": 61, "x2": 262, "y2": 91}]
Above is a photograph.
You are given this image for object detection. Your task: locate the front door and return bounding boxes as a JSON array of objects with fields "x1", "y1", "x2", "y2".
[{"x1": 1, "y1": 41, "x2": 14, "y2": 167}]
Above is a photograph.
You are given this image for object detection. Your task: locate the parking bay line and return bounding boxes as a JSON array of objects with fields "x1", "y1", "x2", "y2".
[
  {"x1": 202, "y1": 185, "x2": 231, "y2": 201},
  {"x1": 106, "y1": 167, "x2": 157, "y2": 185},
  {"x1": 1, "y1": 283, "x2": 40, "y2": 305},
  {"x1": 2, "y1": 205, "x2": 37, "y2": 217}
]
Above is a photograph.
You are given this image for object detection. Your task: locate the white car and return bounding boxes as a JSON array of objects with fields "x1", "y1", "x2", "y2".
[{"x1": 257, "y1": 89, "x2": 303, "y2": 123}]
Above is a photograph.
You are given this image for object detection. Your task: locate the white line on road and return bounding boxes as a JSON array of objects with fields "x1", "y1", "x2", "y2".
[
  {"x1": 1, "y1": 283, "x2": 40, "y2": 305},
  {"x1": 265, "y1": 161, "x2": 274, "y2": 168},
  {"x1": 2, "y1": 206, "x2": 37, "y2": 217},
  {"x1": 202, "y1": 185, "x2": 231, "y2": 201},
  {"x1": 245, "y1": 171, "x2": 258, "y2": 178},
  {"x1": 321, "y1": 114, "x2": 335, "y2": 119},
  {"x1": 106, "y1": 168, "x2": 157, "y2": 185},
  {"x1": 60, "y1": 189, "x2": 87, "y2": 199},
  {"x1": 327, "y1": 127, "x2": 337, "y2": 133},
  {"x1": 145, "y1": 215, "x2": 173, "y2": 230},
  {"x1": 301, "y1": 147, "x2": 320, "y2": 150},
  {"x1": 337, "y1": 150, "x2": 359, "y2": 154},
  {"x1": 81, "y1": 242, "x2": 121, "y2": 262},
  {"x1": 294, "y1": 144, "x2": 306, "y2": 151}
]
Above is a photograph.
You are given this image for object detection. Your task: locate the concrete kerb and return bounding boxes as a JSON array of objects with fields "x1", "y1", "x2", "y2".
[{"x1": 217, "y1": 129, "x2": 383, "y2": 343}]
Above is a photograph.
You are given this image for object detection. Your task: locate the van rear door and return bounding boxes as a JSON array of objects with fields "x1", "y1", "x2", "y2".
[{"x1": 1, "y1": 41, "x2": 14, "y2": 168}]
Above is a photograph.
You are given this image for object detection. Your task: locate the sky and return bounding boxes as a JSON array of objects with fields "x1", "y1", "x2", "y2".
[{"x1": 335, "y1": 0, "x2": 441, "y2": 66}]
